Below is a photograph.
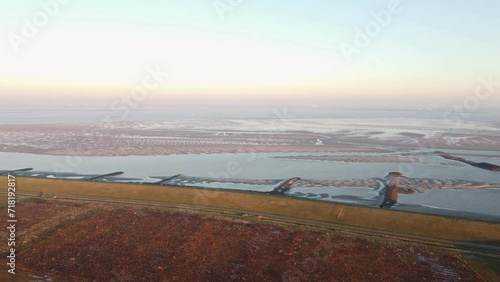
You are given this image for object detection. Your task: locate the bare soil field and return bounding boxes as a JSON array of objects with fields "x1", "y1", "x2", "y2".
[{"x1": 0, "y1": 199, "x2": 487, "y2": 281}]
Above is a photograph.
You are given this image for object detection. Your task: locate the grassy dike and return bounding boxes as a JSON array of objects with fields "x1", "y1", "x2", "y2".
[{"x1": 2, "y1": 176, "x2": 500, "y2": 243}]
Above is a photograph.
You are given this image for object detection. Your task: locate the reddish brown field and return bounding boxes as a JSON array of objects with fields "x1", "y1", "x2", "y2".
[{"x1": 0, "y1": 199, "x2": 484, "y2": 281}]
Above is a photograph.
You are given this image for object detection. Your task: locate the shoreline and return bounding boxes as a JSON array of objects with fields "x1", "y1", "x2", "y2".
[{"x1": 2, "y1": 176, "x2": 500, "y2": 242}]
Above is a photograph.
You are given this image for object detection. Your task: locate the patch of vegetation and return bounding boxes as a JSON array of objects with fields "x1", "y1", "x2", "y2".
[{"x1": 2, "y1": 176, "x2": 499, "y2": 243}]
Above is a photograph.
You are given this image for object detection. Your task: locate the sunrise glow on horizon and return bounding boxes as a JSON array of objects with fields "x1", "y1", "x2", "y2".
[{"x1": 1, "y1": 1, "x2": 499, "y2": 108}]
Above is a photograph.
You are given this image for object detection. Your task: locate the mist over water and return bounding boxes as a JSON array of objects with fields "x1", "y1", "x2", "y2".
[{"x1": 1, "y1": 108, "x2": 499, "y2": 125}]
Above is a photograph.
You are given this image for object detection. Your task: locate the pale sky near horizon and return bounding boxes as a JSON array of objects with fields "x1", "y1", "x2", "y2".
[{"x1": 1, "y1": 1, "x2": 499, "y2": 108}]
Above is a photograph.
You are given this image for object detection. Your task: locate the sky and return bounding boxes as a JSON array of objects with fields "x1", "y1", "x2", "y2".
[{"x1": 1, "y1": 0, "x2": 499, "y2": 109}]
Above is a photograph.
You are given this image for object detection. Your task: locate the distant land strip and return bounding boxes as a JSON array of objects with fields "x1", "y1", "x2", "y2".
[
  {"x1": 272, "y1": 155, "x2": 420, "y2": 163},
  {"x1": 435, "y1": 152, "x2": 500, "y2": 171}
]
